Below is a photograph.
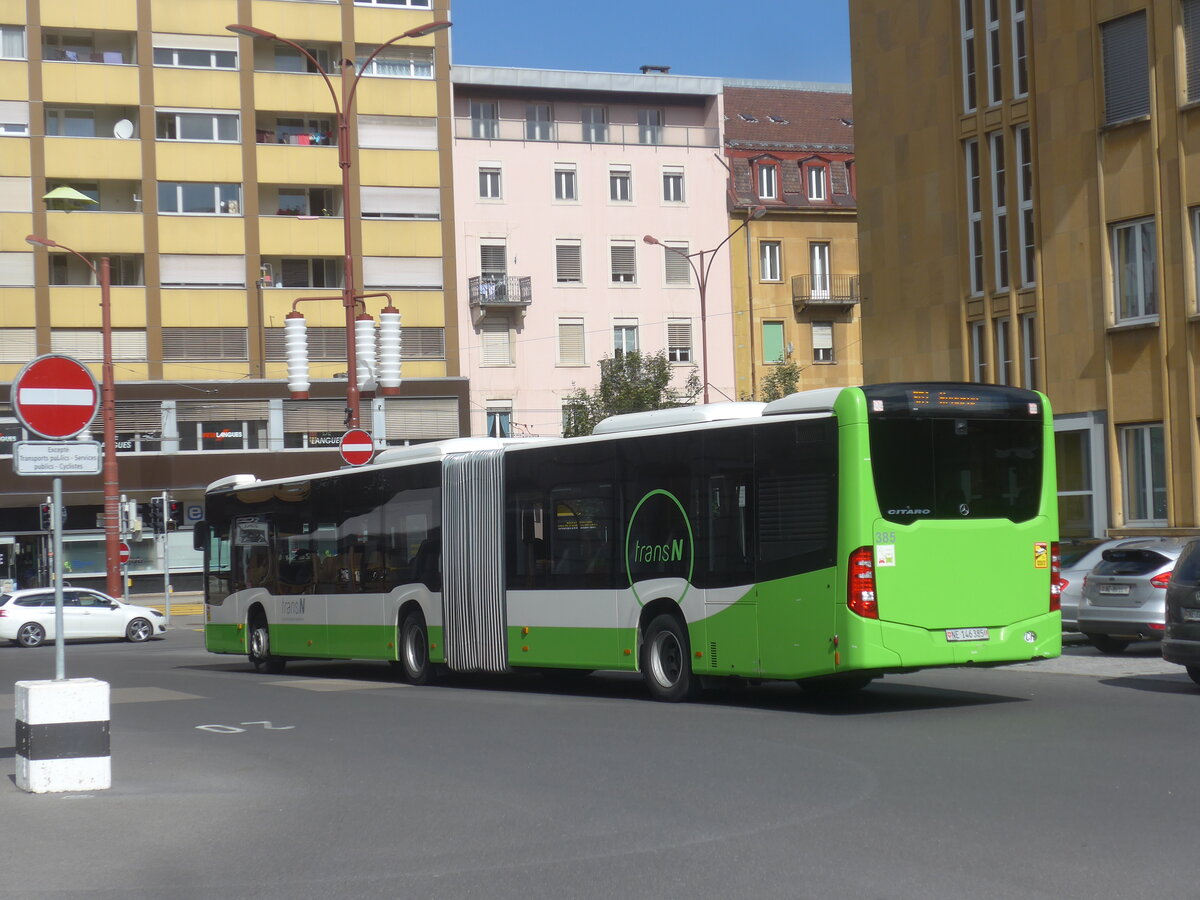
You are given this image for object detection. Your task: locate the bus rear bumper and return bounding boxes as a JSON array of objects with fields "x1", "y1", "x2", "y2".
[{"x1": 865, "y1": 611, "x2": 1062, "y2": 669}]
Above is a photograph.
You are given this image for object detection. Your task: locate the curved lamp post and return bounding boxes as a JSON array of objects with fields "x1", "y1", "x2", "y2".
[
  {"x1": 644, "y1": 206, "x2": 765, "y2": 404},
  {"x1": 24, "y1": 234, "x2": 120, "y2": 599},
  {"x1": 227, "y1": 20, "x2": 451, "y2": 428}
]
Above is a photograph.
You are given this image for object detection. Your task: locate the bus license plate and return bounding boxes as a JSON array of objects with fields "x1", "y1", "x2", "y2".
[{"x1": 946, "y1": 628, "x2": 989, "y2": 642}]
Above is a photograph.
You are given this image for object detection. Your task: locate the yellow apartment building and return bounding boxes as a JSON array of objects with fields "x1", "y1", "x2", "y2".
[
  {"x1": 0, "y1": 0, "x2": 462, "y2": 590},
  {"x1": 850, "y1": 0, "x2": 1200, "y2": 539},
  {"x1": 723, "y1": 82, "x2": 862, "y2": 400}
]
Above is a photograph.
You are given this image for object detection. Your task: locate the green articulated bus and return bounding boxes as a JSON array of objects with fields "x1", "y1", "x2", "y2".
[{"x1": 197, "y1": 382, "x2": 1062, "y2": 701}]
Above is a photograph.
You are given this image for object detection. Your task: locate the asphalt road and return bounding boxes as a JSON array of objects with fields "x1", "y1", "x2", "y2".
[{"x1": 1, "y1": 623, "x2": 1198, "y2": 900}]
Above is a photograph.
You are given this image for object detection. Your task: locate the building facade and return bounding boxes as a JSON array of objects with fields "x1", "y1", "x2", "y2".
[
  {"x1": 451, "y1": 65, "x2": 731, "y2": 437},
  {"x1": 850, "y1": 0, "x2": 1200, "y2": 539},
  {"x1": 723, "y1": 82, "x2": 862, "y2": 400},
  {"x1": 0, "y1": 0, "x2": 463, "y2": 590}
]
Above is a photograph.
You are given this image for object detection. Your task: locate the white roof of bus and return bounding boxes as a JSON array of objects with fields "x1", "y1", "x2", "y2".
[
  {"x1": 762, "y1": 387, "x2": 848, "y2": 416},
  {"x1": 592, "y1": 402, "x2": 767, "y2": 434}
]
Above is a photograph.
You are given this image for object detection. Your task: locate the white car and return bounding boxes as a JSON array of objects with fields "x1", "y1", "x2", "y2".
[{"x1": 0, "y1": 587, "x2": 167, "y2": 647}]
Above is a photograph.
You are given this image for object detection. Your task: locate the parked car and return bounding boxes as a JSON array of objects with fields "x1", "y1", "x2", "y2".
[
  {"x1": 1078, "y1": 538, "x2": 1188, "y2": 653},
  {"x1": 1059, "y1": 538, "x2": 1144, "y2": 631},
  {"x1": 1163, "y1": 539, "x2": 1200, "y2": 686},
  {"x1": 0, "y1": 587, "x2": 166, "y2": 648}
]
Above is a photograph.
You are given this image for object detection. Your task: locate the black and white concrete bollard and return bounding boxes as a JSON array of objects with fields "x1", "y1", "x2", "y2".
[{"x1": 15, "y1": 678, "x2": 111, "y2": 793}]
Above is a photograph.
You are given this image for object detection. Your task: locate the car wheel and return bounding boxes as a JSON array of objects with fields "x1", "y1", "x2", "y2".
[
  {"x1": 1085, "y1": 634, "x2": 1131, "y2": 654},
  {"x1": 1186, "y1": 665, "x2": 1200, "y2": 687},
  {"x1": 640, "y1": 613, "x2": 698, "y2": 702},
  {"x1": 126, "y1": 617, "x2": 153, "y2": 643},
  {"x1": 248, "y1": 617, "x2": 286, "y2": 674},
  {"x1": 399, "y1": 610, "x2": 433, "y2": 685},
  {"x1": 16, "y1": 622, "x2": 45, "y2": 648}
]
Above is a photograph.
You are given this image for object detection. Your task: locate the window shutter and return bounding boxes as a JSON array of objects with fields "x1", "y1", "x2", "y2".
[
  {"x1": 400, "y1": 326, "x2": 446, "y2": 359},
  {"x1": 162, "y1": 328, "x2": 248, "y2": 360},
  {"x1": 159, "y1": 254, "x2": 245, "y2": 287},
  {"x1": 362, "y1": 256, "x2": 442, "y2": 289},
  {"x1": 813, "y1": 322, "x2": 833, "y2": 350},
  {"x1": 480, "y1": 317, "x2": 512, "y2": 365},
  {"x1": 610, "y1": 242, "x2": 636, "y2": 280},
  {"x1": 0, "y1": 252, "x2": 33, "y2": 286},
  {"x1": 357, "y1": 115, "x2": 437, "y2": 150},
  {"x1": 1186, "y1": 0, "x2": 1200, "y2": 101},
  {"x1": 558, "y1": 319, "x2": 585, "y2": 365},
  {"x1": 664, "y1": 242, "x2": 690, "y2": 284},
  {"x1": 176, "y1": 400, "x2": 268, "y2": 422},
  {"x1": 0, "y1": 328, "x2": 36, "y2": 363},
  {"x1": 480, "y1": 242, "x2": 507, "y2": 276},
  {"x1": 360, "y1": 186, "x2": 440, "y2": 218},
  {"x1": 0, "y1": 176, "x2": 31, "y2": 212},
  {"x1": 0, "y1": 100, "x2": 29, "y2": 127},
  {"x1": 555, "y1": 241, "x2": 582, "y2": 282},
  {"x1": 383, "y1": 397, "x2": 459, "y2": 441},
  {"x1": 667, "y1": 319, "x2": 692, "y2": 353},
  {"x1": 114, "y1": 402, "x2": 163, "y2": 432},
  {"x1": 51, "y1": 330, "x2": 146, "y2": 361},
  {"x1": 1101, "y1": 12, "x2": 1149, "y2": 123},
  {"x1": 151, "y1": 33, "x2": 238, "y2": 52},
  {"x1": 282, "y1": 400, "x2": 348, "y2": 432}
]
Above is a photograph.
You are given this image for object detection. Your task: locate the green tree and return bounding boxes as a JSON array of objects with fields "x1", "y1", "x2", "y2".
[
  {"x1": 561, "y1": 351, "x2": 702, "y2": 437},
  {"x1": 758, "y1": 360, "x2": 802, "y2": 402}
]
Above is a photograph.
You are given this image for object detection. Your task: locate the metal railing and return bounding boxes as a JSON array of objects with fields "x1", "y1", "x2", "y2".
[
  {"x1": 455, "y1": 117, "x2": 719, "y2": 148},
  {"x1": 468, "y1": 275, "x2": 532, "y2": 307},
  {"x1": 791, "y1": 274, "x2": 861, "y2": 309}
]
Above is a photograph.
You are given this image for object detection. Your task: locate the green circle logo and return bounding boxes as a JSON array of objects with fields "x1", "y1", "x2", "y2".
[{"x1": 624, "y1": 489, "x2": 695, "y2": 607}]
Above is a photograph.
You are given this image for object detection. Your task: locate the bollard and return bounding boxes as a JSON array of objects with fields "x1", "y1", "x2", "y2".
[{"x1": 15, "y1": 678, "x2": 111, "y2": 793}]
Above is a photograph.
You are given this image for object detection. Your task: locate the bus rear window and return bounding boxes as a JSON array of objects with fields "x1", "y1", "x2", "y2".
[{"x1": 868, "y1": 417, "x2": 1043, "y2": 524}]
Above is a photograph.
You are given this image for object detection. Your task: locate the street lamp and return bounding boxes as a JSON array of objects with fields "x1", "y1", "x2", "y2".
[
  {"x1": 644, "y1": 206, "x2": 765, "y2": 404},
  {"x1": 228, "y1": 20, "x2": 451, "y2": 429},
  {"x1": 24, "y1": 234, "x2": 121, "y2": 598}
]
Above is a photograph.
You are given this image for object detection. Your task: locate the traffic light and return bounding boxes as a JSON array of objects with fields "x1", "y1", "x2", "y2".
[
  {"x1": 167, "y1": 501, "x2": 184, "y2": 531},
  {"x1": 39, "y1": 502, "x2": 52, "y2": 532},
  {"x1": 147, "y1": 497, "x2": 164, "y2": 533}
]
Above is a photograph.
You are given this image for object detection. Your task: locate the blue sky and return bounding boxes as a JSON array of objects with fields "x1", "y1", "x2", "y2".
[{"x1": 447, "y1": 0, "x2": 852, "y2": 85}]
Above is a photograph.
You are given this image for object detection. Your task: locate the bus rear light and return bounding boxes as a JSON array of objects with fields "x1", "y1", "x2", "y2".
[
  {"x1": 1050, "y1": 541, "x2": 1063, "y2": 612},
  {"x1": 1150, "y1": 572, "x2": 1172, "y2": 589},
  {"x1": 848, "y1": 546, "x2": 878, "y2": 619}
]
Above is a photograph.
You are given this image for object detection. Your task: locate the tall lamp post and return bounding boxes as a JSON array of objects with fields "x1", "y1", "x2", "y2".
[
  {"x1": 24, "y1": 234, "x2": 121, "y2": 598},
  {"x1": 228, "y1": 19, "x2": 451, "y2": 429},
  {"x1": 644, "y1": 206, "x2": 765, "y2": 404}
]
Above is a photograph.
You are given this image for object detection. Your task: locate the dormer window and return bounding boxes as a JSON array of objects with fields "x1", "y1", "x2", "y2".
[
  {"x1": 757, "y1": 162, "x2": 778, "y2": 200},
  {"x1": 806, "y1": 164, "x2": 828, "y2": 202}
]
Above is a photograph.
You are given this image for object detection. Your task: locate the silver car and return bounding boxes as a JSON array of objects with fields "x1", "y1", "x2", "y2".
[
  {"x1": 1078, "y1": 538, "x2": 1188, "y2": 653},
  {"x1": 1059, "y1": 539, "x2": 1144, "y2": 631}
]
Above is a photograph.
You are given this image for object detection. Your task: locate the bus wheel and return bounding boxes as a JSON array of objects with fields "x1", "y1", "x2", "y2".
[
  {"x1": 248, "y1": 617, "x2": 286, "y2": 674},
  {"x1": 1084, "y1": 634, "x2": 1130, "y2": 654},
  {"x1": 399, "y1": 611, "x2": 433, "y2": 686},
  {"x1": 641, "y1": 613, "x2": 698, "y2": 702}
]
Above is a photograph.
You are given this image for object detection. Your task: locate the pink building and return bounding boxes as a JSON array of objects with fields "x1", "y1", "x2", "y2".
[{"x1": 452, "y1": 66, "x2": 730, "y2": 437}]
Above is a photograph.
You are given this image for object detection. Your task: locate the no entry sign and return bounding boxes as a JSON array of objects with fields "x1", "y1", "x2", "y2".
[
  {"x1": 12, "y1": 355, "x2": 99, "y2": 440},
  {"x1": 119, "y1": 542, "x2": 130, "y2": 565},
  {"x1": 340, "y1": 429, "x2": 374, "y2": 466}
]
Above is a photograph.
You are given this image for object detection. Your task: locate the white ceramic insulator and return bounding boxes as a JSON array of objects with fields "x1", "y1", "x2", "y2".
[
  {"x1": 377, "y1": 310, "x2": 402, "y2": 393},
  {"x1": 284, "y1": 315, "x2": 310, "y2": 396},
  {"x1": 355, "y1": 316, "x2": 377, "y2": 392}
]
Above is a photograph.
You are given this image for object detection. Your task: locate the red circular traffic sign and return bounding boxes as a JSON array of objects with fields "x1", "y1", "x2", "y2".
[
  {"x1": 340, "y1": 429, "x2": 374, "y2": 466},
  {"x1": 11, "y1": 354, "x2": 99, "y2": 440},
  {"x1": 118, "y1": 542, "x2": 131, "y2": 565}
]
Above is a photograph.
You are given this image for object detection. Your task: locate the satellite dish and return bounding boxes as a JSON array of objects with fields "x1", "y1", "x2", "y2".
[{"x1": 113, "y1": 119, "x2": 134, "y2": 139}]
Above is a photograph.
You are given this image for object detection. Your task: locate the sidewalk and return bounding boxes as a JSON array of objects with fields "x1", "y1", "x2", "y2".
[{"x1": 128, "y1": 590, "x2": 204, "y2": 616}]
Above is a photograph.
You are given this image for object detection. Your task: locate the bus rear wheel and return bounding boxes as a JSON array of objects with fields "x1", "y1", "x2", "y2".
[
  {"x1": 248, "y1": 617, "x2": 286, "y2": 674},
  {"x1": 399, "y1": 611, "x2": 433, "y2": 686},
  {"x1": 641, "y1": 613, "x2": 698, "y2": 702}
]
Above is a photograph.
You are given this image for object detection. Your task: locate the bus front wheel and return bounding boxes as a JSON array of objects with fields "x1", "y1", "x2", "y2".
[
  {"x1": 248, "y1": 617, "x2": 286, "y2": 674},
  {"x1": 399, "y1": 611, "x2": 434, "y2": 686},
  {"x1": 641, "y1": 613, "x2": 698, "y2": 702}
]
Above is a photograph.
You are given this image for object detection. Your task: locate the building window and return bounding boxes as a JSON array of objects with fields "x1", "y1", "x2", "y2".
[
  {"x1": 1119, "y1": 423, "x2": 1167, "y2": 524},
  {"x1": 480, "y1": 240, "x2": 507, "y2": 285},
  {"x1": 1101, "y1": 11, "x2": 1150, "y2": 124},
  {"x1": 558, "y1": 318, "x2": 585, "y2": 365},
  {"x1": 760, "y1": 241, "x2": 782, "y2": 282},
  {"x1": 965, "y1": 138, "x2": 984, "y2": 295},
  {"x1": 961, "y1": 0, "x2": 978, "y2": 113},
  {"x1": 555, "y1": 240, "x2": 582, "y2": 284},
  {"x1": 153, "y1": 46, "x2": 237, "y2": 69},
  {"x1": 163, "y1": 328, "x2": 249, "y2": 360},
  {"x1": 478, "y1": 165, "x2": 501, "y2": 199},
  {"x1": 993, "y1": 317, "x2": 1012, "y2": 384},
  {"x1": 156, "y1": 110, "x2": 239, "y2": 142},
  {"x1": 990, "y1": 131, "x2": 1009, "y2": 291},
  {"x1": 179, "y1": 420, "x2": 264, "y2": 452},
  {"x1": 969, "y1": 320, "x2": 987, "y2": 382},
  {"x1": 812, "y1": 321, "x2": 833, "y2": 363},
  {"x1": 0, "y1": 99, "x2": 29, "y2": 135},
  {"x1": 664, "y1": 242, "x2": 691, "y2": 285},
  {"x1": 480, "y1": 315, "x2": 513, "y2": 366},
  {"x1": 667, "y1": 318, "x2": 692, "y2": 363},
  {"x1": 806, "y1": 164, "x2": 827, "y2": 202},
  {"x1": 158, "y1": 182, "x2": 241, "y2": 215},
  {"x1": 1186, "y1": 0, "x2": 1200, "y2": 102},
  {"x1": 355, "y1": 0, "x2": 432, "y2": 7},
  {"x1": 610, "y1": 241, "x2": 637, "y2": 284},
  {"x1": 638, "y1": 109, "x2": 662, "y2": 145},
  {"x1": 582, "y1": 105, "x2": 607, "y2": 142},
  {"x1": 1016, "y1": 125, "x2": 1035, "y2": 287},
  {"x1": 470, "y1": 100, "x2": 498, "y2": 140},
  {"x1": 810, "y1": 242, "x2": 831, "y2": 298},
  {"x1": 525, "y1": 103, "x2": 552, "y2": 141},
  {"x1": 1111, "y1": 217, "x2": 1157, "y2": 321},
  {"x1": 0, "y1": 25, "x2": 25, "y2": 59},
  {"x1": 1019, "y1": 312, "x2": 1038, "y2": 389},
  {"x1": 159, "y1": 255, "x2": 243, "y2": 288},
  {"x1": 1011, "y1": 0, "x2": 1028, "y2": 97},
  {"x1": 45, "y1": 107, "x2": 95, "y2": 137},
  {"x1": 613, "y1": 320, "x2": 639, "y2": 357},
  {"x1": 554, "y1": 164, "x2": 577, "y2": 201},
  {"x1": 762, "y1": 321, "x2": 785, "y2": 364},
  {"x1": 609, "y1": 165, "x2": 631, "y2": 202},
  {"x1": 356, "y1": 45, "x2": 433, "y2": 79},
  {"x1": 486, "y1": 405, "x2": 512, "y2": 438},
  {"x1": 757, "y1": 163, "x2": 778, "y2": 200},
  {"x1": 985, "y1": 0, "x2": 1002, "y2": 105},
  {"x1": 662, "y1": 166, "x2": 684, "y2": 202}
]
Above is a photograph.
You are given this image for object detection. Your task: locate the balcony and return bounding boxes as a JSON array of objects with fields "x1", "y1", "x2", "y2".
[
  {"x1": 468, "y1": 275, "x2": 532, "y2": 321},
  {"x1": 791, "y1": 274, "x2": 861, "y2": 312},
  {"x1": 454, "y1": 117, "x2": 718, "y2": 148}
]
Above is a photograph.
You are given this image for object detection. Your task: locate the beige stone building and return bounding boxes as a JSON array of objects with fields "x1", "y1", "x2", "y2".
[{"x1": 850, "y1": 0, "x2": 1200, "y2": 538}]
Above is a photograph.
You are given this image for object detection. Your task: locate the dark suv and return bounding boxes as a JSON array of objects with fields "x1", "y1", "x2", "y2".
[{"x1": 1163, "y1": 540, "x2": 1200, "y2": 686}]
